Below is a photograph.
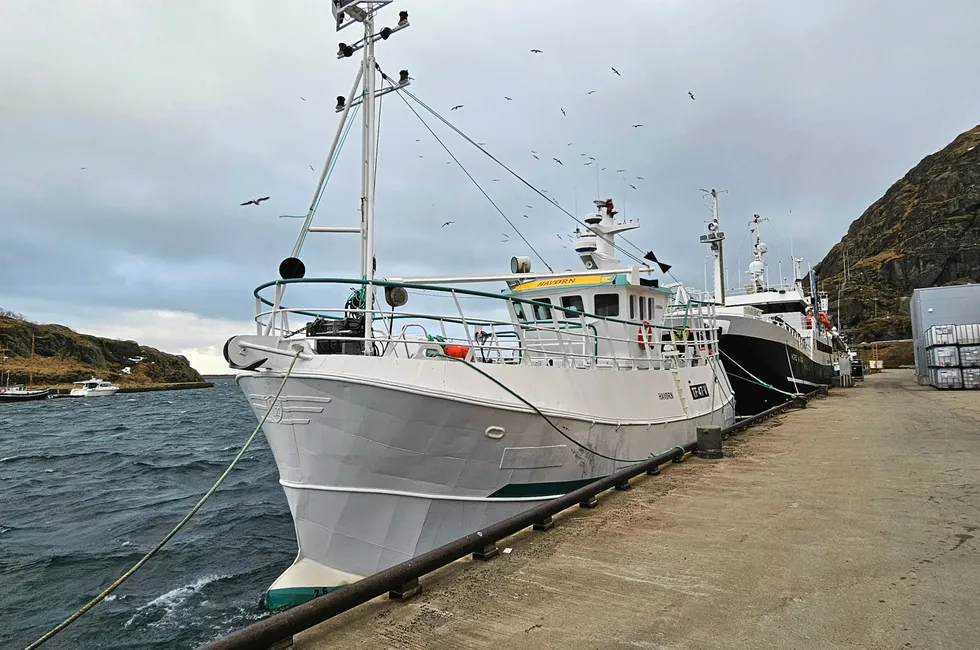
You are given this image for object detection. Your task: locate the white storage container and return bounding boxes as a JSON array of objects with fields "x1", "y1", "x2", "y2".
[
  {"x1": 930, "y1": 367, "x2": 963, "y2": 389},
  {"x1": 927, "y1": 345, "x2": 960, "y2": 367},
  {"x1": 959, "y1": 345, "x2": 980, "y2": 368},
  {"x1": 962, "y1": 368, "x2": 980, "y2": 389},
  {"x1": 925, "y1": 324, "x2": 958, "y2": 347},
  {"x1": 955, "y1": 324, "x2": 980, "y2": 346}
]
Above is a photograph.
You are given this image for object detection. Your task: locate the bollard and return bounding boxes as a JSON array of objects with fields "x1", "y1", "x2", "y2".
[
  {"x1": 579, "y1": 495, "x2": 598, "y2": 508},
  {"x1": 696, "y1": 425, "x2": 723, "y2": 459},
  {"x1": 388, "y1": 577, "x2": 421, "y2": 601},
  {"x1": 533, "y1": 515, "x2": 554, "y2": 531},
  {"x1": 472, "y1": 542, "x2": 499, "y2": 561}
]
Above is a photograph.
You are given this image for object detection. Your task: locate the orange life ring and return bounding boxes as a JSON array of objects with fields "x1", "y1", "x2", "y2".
[
  {"x1": 444, "y1": 344, "x2": 470, "y2": 359},
  {"x1": 637, "y1": 321, "x2": 655, "y2": 350}
]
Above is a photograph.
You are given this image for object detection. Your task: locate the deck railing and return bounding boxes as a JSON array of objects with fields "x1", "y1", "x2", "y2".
[{"x1": 252, "y1": 278, "x2": 722, "y2": 371}]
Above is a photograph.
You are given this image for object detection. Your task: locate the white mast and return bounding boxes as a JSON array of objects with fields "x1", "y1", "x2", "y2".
[
  {"x1": 746, "y1": 213, "x2": 769, "y2": 293},
  {"x1": 573, "y1": 198, "x2": 640, "y2": 271},
  {"x1": 278, "y1": 1, "x2": 410, "y2": 353},
  {"x1": 699, "y1": 188, "x2": 726, "y2": 304}
]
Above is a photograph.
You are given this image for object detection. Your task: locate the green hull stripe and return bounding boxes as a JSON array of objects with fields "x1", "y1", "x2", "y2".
[
  {"x1": 264, "y1": 477, "x2": 608, "y2": 609},
  {"x1": 487, "y1": 476, "x2": 607, "y2": 499},
  {"x1": 264, "y1": 585, "x2": 342, "y2": 610}
]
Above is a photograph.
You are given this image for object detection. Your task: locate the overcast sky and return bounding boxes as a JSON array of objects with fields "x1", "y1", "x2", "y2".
[{"x1": 1, "y1": 0, "x2": 978, "y2": 373}]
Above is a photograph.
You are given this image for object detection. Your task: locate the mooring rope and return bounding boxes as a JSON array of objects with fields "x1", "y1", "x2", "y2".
[
  {"x1": 24, "y1": 352, "x2": 302, "y2": 650},
  {"x1": 718, "y1": 349, "x2": 800, "y2": 400},
  {"x1": 444, "y1": 354, "x2": 689, "y2": 464}
]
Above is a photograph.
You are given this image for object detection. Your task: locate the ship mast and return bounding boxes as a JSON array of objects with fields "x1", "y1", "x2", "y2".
[
  {"x1": 276, "y1": 1, "x2": 411, "y2": 355},
  {"x1": 699, "y1": 188, "x2": 727, "y2": 304},
  {"x1": 746, "y1": 213, "x2": 769, "y2": 293}
]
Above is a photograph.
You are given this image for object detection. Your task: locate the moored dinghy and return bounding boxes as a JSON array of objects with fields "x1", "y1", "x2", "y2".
[{"x1": 223, "y1": 1, "x2": 735, "y2": 609}]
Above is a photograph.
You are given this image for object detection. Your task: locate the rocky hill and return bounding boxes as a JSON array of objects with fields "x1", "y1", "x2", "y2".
[
  {"x1": 0, "y1": 311, "x2": 204, "y2": 387},
  {"x1": 815, "y1": 125, "x2": 980, "y2": 342}
]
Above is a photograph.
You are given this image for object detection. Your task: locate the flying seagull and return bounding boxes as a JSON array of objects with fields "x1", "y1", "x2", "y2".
[
  {"x1": 587, "y1": 156, "x2": 596, "y2": 161},
  {"x1": 530, "y1": 49, "x2": 543, "y2": 54},
  {"x1": 567, "y1": 142, "x2": 572, "y2": 146},
  {"x1": 504, "y1": 96, "x2": 513, "y2": 101},
  {"x1": 309, "y1": 165, "x2": 315, "y2": 171},
  {"x1": 300, "y1": 97, "x2": 306, "y2": 101},
  {"x1": 616, "y1": 169, "x2": 626, "y2": 172},
  {"x1": 584, "y1": 161, "x2": 593, "y2": 166},
  {"x1": 79, "y1": 167, "x2": 87, "y2": 170},
  {"x1": 441, "y1": 221, "x2": 455, "y2": 228},
  {"x1": 525, "y1": 204, "x2": 533, "y2": 208},
  {"x1": 629, "y1": 184, "x2": 637, "y2": 190},
  {"x1": 636, "y1": 176, "x2": 644, "y2": 180},
  {"x1": 451, "y1": 104, "x2": 463, "y2": 111},
  {"x1": 553, "y1": 157, "x2": 563, "y2": 165},
  {"x1": 523, "y1": 214, "x2": 530, "y2": 218},
  {"x1": 415, "y1": 139, "x2": 421, "y2": 142},
  {"x1": 561, "y1": 108, "x2": 566, "y2": 116},
  {"x1": 492, "y1": 179, "x2": 500, "y2": 182},
  {"x1": 587, "y1": 90, "x2": 596, "y2": 95},
  {"x1": 531, "y1": 150, "x2": 538, "y2": 154},
  {"x1": 240, "y1": 196, "x2": 270, "y2": 206},
  {"x1": 688, "y1": 91, "x2": 696, "y2": 100},
  {"x1": 556, "y1": 234, "x2": 562, "y2": 240},
  {"x1": 631, "y1": 124, "x2": 643, "y2": 128},
  {"x1": 532, "y1": 154, "x2": 539, "y2": 160},
  {"x1": 611, "y1": 67, "x2": 620, "y2": 76}
]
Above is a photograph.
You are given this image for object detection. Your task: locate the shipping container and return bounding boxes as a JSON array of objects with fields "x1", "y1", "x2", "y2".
[
  {"x1": 911, "y1": 285, "x2": 980, "y2": 384},
  {"x1": 926, "y1": 346, "x2": 960, "y2": 367},
  {"x1": 962, "y1": 368, "x2": 980, "y2": 389},
  {"x1": 929, "y1": 367, "x2": 963, "y2": 389},
  {"x1": 925, "y1": 324, "x2": 958, "y2": 347},
  {"x1": 955, "y1": 323, "x2": 980, "y2": 346},
  {"x1": 959, "y1": 345, "x2": 980, "y2": 368}
]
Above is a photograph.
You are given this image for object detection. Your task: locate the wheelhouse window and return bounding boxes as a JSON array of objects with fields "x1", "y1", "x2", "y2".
[
  {"x1": 560, "y1": 295, "x2": 585, "y2": 318},
  {"x1": 533, "y1": 297, "x2": 553, "y2": 321},
  {"x1": 639, "y1": 295, "x2": 646, "y2": 320},
  {"x1": 594, "y1": 294, "x2": 620, "y2": 317},
  {"x1": 513, "y1": 302, "x2": 528, "y2": 322},
  {"x1": 629, "y1": 295, "x2": 635, "y2": 320}
]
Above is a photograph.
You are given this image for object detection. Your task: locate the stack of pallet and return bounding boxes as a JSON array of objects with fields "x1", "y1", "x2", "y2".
[{"x1": 925, "y1": 324, "x2": 980, "y2": 389}]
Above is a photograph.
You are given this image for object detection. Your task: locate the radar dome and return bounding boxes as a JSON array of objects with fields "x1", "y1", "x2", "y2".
[
  {"x1": 758, "y1": 242, "x2": 768, "y2": 254},
  {"x1": 748, "y1": 260, "x2": 765, "y2": 274}
]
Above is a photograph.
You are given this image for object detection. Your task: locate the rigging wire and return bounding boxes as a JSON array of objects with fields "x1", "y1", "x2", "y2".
[
  {"x1": 389, "y1": 79, "x2": 554, "y2": 272},
  {"x1": 399, "y1": 89, "x2": 656, "y2": 270}
]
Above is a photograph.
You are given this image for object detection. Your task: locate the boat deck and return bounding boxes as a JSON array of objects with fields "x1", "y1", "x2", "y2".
[{"x1": 290, "y1": 370, "x2": 980, "y2": 650}]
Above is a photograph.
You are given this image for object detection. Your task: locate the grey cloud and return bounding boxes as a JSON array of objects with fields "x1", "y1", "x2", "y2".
[{"x1": 2, "y1": 0, "x2": 979, "y2": 327}]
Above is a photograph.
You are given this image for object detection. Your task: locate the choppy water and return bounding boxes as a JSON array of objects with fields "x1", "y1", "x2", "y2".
[{"x1": 0, "y1": 377, "x2": 295, "y2": 649}]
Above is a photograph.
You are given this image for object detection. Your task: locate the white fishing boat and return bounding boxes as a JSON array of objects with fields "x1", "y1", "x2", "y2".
[
  {"x1": 697, "y1": 190, "x2": 848, "y2": 414},
  {"x1": 69, "y1": 378, "x2": 120, "y2": 397},
  {"x1": 224, "y1": 1, "x2": 735, "y2": 609}
]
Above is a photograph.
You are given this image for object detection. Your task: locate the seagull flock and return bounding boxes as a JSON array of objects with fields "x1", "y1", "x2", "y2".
[{"x1": 241, "y1": 48, "x2": 699, "y2": 254}]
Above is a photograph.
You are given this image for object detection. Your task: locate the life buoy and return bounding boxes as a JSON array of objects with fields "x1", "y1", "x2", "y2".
[{"x1": 636, "y1": 321, "x2": 655, "y2": 350}]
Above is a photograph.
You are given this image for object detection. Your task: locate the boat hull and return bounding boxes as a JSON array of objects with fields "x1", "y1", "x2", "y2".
[
  {"x1": 237, "y1": 355, "x2": 735, "y2": 608},
  {"x1": 719, "y1": 316, "x2": 834, "y2": 416},
  {"x1": 69, "y1": 388, "x2": 120, "y2": 397},
  {"x1": 0, "y1": 389, "x2": 50, "y2": 402}
]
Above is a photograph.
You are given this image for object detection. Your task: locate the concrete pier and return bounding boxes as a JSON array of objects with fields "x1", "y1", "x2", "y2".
[{"x1": 292, "y1": 370, "x2": 980, "y2": 650}]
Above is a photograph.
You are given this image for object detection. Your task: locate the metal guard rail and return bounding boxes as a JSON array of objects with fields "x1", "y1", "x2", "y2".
[{"x1": 197, "y1": 387, "x2": 824, "y2": 650}]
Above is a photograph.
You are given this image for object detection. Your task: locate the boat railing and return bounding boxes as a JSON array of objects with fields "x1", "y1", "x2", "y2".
[{"x1": 252, "y1": 277, "x2": 723, "y2": 371}]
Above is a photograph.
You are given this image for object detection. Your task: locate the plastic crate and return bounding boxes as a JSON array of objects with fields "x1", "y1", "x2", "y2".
[
  {"x1": 925, "y1": 324, "x2": 958, "y2": 347},
  {"x1": 930, "y1": 367, "x2": 963, "y2": 389},
  {"x1": 962, "y1": 368, "x2": 980, "y2": 389},
  {"x1": 956, "y1": 324, "x2": 980, "y2": 346},
  {"x1": 926, "y1": 345, "x2": 960, "y2": 368}
]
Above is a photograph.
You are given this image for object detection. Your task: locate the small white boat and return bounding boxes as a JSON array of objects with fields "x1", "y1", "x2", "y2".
[{"x1": 69, "y1": 378, "x2": 120, "y2": 397}]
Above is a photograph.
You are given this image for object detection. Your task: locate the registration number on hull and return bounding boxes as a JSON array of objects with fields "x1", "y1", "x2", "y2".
[{"x1": 689, "y1": 383, "x2": 710, "y2": 400}]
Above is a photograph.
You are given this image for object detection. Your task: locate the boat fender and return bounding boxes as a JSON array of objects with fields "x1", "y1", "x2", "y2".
[{"x1": 444, "y1": 344, "x2": 470, "y2": 359}]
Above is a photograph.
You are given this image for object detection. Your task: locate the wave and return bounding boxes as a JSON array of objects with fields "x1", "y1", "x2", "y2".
[{"x1": 125, "y1": 573, "x2": 234, "y2": 630}]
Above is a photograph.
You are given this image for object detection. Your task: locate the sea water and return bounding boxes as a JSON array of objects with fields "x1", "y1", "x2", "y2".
[{"x1": 0, "y1": 377, "x2": 295, "y2": 649}]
